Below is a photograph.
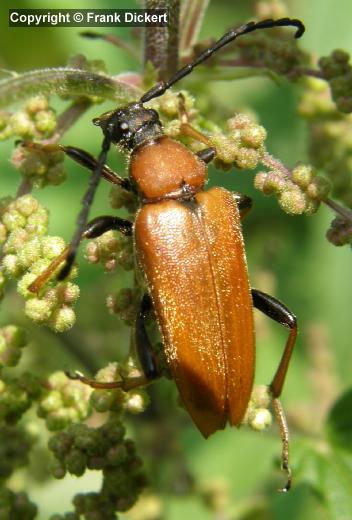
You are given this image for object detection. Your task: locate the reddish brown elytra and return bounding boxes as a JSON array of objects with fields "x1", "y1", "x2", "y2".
[{"x1": 29, "y1": 18, "x2": 304, "y2": 491}]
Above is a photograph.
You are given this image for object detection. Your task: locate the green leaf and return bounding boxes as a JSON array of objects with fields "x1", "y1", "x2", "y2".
[
  {"x1": 326, "y1": 387, "x2": 352, "y2": 451},
  {"x1": 0, "y1": 68, "x2": 140, "y2": 109},
  {"x1": 320, "y1": 451, "x2": 352, "y2": 520}
]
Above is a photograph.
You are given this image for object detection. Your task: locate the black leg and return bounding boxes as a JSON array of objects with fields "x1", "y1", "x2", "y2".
[
  {"x1": 251, "y1": 288, "x2": 297, "y2": 398},
  {"x1": 19, "y1": 141, "x2": 132, "y2": 191},
  {"x1": 232, "y1": 193, "x2": 253, "y2": 218},
  {"x1": 83, "y1": 215, "x2": 132, "y2": 239},
  {"x1": 196, "y1": 147, "x2": 216, "y2": 164},
  {"x1": 66, "y1": 293, "x2": 160, "y2": 391},
  {"x1": 251, "y1": 288, "x2": 297, "y2": 493},
  {"x1": 61, "y1": 145, "x2": 133, "y2": 191},
  {"x1": 135, "y1": 294, "x2": 160, "y2": 380}
]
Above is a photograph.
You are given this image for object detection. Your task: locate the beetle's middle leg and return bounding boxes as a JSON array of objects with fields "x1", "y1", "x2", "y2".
[
  {"x1": 68, "y1": 294, "x2": 161, "y2": 390},
  {"x1": 251, "y1": 288, "x2": 297, "y2": 492}
]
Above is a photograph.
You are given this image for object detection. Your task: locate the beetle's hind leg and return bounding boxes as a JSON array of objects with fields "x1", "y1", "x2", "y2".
[
  {"x1": 67, "y1": 294, "x2": 161, "y2": 391},
  {"x1": 29, "y1": 215, "x2": 133, "y2": 293},
  {"x1": 251, "y1": 289, "x2": 297, "y2": 399},
  {"x1": 251, "y1": 288, "x2": 298, "y2": 492}
]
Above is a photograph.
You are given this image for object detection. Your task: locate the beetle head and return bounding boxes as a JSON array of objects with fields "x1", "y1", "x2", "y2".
[{"x1": 93, "y1": 103, "x2": 163, "y2": 150}]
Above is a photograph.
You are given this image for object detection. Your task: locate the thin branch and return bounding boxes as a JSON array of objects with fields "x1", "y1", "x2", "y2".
[
  {"x1": 324, "y1": 198, "x2": 352, "y2": 222},
  {"x1": 144, "y1": 0, "x2": 180, "y2": 80},
  {"x1": 295, "y1": 67, "x2": 325, "y2": 79},
  {"x1": 80, "y1": 32, "x2": 140, "y2": 61},
  {"x1": 180, "y1": 0, "x2": 209, "y2": 55},
  {"x1": 261, "y1": 152, "x2": 292, "y2": 177},
  {"x1": 16, "y1": 178, "x2": 32, "y2": 197}
]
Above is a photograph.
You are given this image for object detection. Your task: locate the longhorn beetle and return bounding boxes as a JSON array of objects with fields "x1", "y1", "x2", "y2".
[{"x1": 29, "y1": 18, "x2": 305, "y2": 491}]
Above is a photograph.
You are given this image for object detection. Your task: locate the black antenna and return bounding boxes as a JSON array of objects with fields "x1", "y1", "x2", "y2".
[
  {"x1": 58, "y1": 134, "x2": 111, "y2": 280},
  {"x1": 140, "y1": 18, "x2": 305, "y2": 104}
]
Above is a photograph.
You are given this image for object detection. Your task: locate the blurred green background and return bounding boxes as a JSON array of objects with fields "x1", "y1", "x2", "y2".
[{"x1": 0, "y1": 0, "x2": 351, "y2": 519}]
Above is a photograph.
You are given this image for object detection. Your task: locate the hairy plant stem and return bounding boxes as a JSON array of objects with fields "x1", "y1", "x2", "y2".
[{"x1": 144, "y1": 0, "x2": 180, "y2": 79}]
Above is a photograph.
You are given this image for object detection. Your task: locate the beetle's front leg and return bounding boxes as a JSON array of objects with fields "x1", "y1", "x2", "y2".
[
  {"x1": 68, "y1": 294, "x2": 161, "y2": 390},
  {"x1": 20, "y1": 141, "x2": 132, "y2": 190},
  {"x1": 251, "y1": 288, "x2": 297, "y2": 492}
]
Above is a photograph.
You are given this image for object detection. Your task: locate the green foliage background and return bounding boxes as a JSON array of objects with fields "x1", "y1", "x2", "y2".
[{"x1": 0, "y1": 0, "x2": 351, "y2": 519}]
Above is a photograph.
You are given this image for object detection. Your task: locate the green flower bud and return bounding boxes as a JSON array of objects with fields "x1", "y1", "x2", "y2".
[
  {"x1": 50, "y1": 306, "x2": 76, "y2": 332},
  {"x1": 125, "y1": 391, "x2": 149, "y2": 414},
  {"x1": 307, "y1": 176, "x2": 331, "y2": 200},
  {"x1": 34, "y1": 109, "x2": 57, "y2": 135},
  {"x1": 40, "y1": 391, "x2": 63, "y2": 413},
  {"x1": 336, "y1": 96, "x2": 352, "y2": 113},
  {"x1": 278, "y1": 187, "x2": 307, "y2": 214},
  {"x1": 236, "y1": 147, "x2": 260, "y2": 169},
  {"x1": 66, "y1": 448, "x2": 87, "y2": 476},
  {"x1": 250, "y1": 408, "x2": 272, "y2": 431},
  {"x1": 2, "y1": 254, "x2": 21, "y2": 277},
  {"x1": 17, "y1": 237, "x2": 42, "y2": 268},
  {"x1": 42, "y1": 236, "x2": 66, "y2": 259},
  {"x1": 26, "y1": 95, "x2": 49, "y2": 113},
  {"x1": 90, "y1": 390, "x2": 116, "y2": 413},
  {"x1": 291, "y1": 164, "x2": 315, "y2": 188},
  {"x1": 227, "y1": 114, "x2": 253, "y2": 130},
  {"x1": 9, "y1": 111, "x2": 35, "y2": 137},
  {"x1": 51, "y1": 461, "x2": 67, "y2": 479},
  {"x1": 15, "y1": 194, "x2": 39, "y2": 217},
  {"x1": 240, "y1": 123, "x2": 267, "y2": 149},
  {"x1": 25, "y1": 298, "x2": 54, "y2": 322},
  {"x1": 2, "y1": 209, "x2": 26, "y2": 232}
]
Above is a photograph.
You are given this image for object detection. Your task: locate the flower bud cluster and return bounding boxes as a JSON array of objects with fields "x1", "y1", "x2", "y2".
[
  {"x1": 38, "y1": 371, "x2": 92, "y2": 431},
  {"x1": 210, "y1": 114, "x2": 267, "y2": 171},
  {"x1": 255, "y1": 163, "x2": 331, "y2": 214},
  {"x1": 11, "y1": 144, "x2": 66, "y2": 188},
  {"x1": 0, "y1": 372, "x2": 41, "y2": 424},
  {"x1": 0, "y1": 95, "x2": 57, "y2": 141},
  {"x1": 0, "y1": 487, "x2": 37, "y2": 520},
  {"x1": 0, "y1": 195, "x2": 79, "y2": 331},
  {"x1": 319, "y1": 50, "x2": 352, "y2": 113},
  {"x1": 0, "y1": 325, "x2": 27, "y2": 368},
  {"x1": 49, "y1": 418, "x2": 146, "y2": 517},
  {"x1": 106, "y1": 288, "x2": 140, "y2": 325},
  {"x1": 85, "y1": 230, "x2": 134, "y2": 273},
  {"x1": 326, "y1": 216, "x2": 352, "y2": 246},
  {"x1": 89, "y1": 362, "x2": 149, "y2": 415},
  {"x1": 300, "y1": 79, "x2": 352, "y2": 207},
  {"x1": 0, "y1": 424, "x2": 34, "y2": 481}
]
